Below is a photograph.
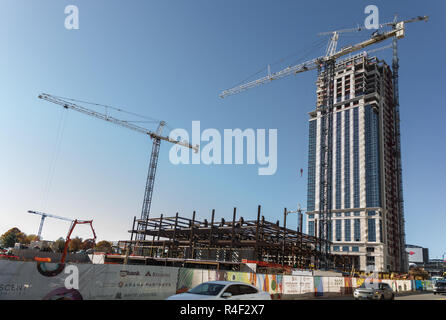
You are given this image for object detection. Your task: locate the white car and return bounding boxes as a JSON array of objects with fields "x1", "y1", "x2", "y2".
[
  {"x1": 353, "y1": 282, "x2": 395, "y2": 300},
  {"x1": 166, "y1": 281, "x2": 271, "y2": 300}
]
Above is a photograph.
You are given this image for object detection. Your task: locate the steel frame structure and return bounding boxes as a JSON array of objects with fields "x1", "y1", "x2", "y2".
[{"x1": 118, "y1": 206, "x2": 357, "y2": 271}]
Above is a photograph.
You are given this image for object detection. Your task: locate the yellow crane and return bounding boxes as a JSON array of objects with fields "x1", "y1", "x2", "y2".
[
  {"x1": 220, "y1": 16, "x2": 428, "y2": 269},
  {"x1": 220, "y1": 16, "x2": 428, "y2": 98}
]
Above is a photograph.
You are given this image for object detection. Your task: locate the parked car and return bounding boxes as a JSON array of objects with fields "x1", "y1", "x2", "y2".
[
  {"x1": 166, "y1": 281, "x2": 271, "y2": 300},
  {"x1": 433, "y1": 280, "x2": 446, "y2": 295},
  {"x1": 353, "y1": 282, "x2": 395, "y2": 300}
]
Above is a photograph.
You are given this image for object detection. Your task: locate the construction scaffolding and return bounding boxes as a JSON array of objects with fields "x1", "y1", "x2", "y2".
[{"x1": 112, "y1": 206, "x2": 358, "y2": 272}]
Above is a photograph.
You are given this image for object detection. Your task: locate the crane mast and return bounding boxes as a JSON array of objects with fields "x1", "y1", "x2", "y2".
[
  {"x1": 38, "y1": 94, "x2": 198, "y2": 244},
  {"x1": 220, "y1": 16, "x2": 428, "y2": 270},
  {"x1": 318, "y1": 59, "x2": 335, "y2": 267},
  {"x1": 390, "y1": 20, "x2": 407, "y2": 272},
  {"x1": 139, "y1": 121, "x2": 164, "y2": 239}
]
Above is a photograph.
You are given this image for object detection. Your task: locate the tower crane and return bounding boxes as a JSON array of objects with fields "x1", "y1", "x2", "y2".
[
  {"x1": 28, "y1": 210, "x2": 73, "y2": 240},
  {"x1": 38, "y1": 94, "x2": 199, "y2": 242},
  {"x1": 220, "y1": 16, "x2": 428, "y2": 98},
  {"x1": 220, "y1": 16, "x2": 428, "y2": 269}
]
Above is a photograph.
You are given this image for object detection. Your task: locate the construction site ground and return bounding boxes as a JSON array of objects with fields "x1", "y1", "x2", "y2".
[{"x1": 283, "y1": 290, "x2": 435, "y2": 300}]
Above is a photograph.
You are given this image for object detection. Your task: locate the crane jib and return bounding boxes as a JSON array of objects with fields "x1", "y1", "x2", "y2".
[
  {"x1": 38, "y1": 93, "x2": 196, "y2": 151},
  {"x1": 220, "y1": 16, "x2": 428, "y2": 98}
]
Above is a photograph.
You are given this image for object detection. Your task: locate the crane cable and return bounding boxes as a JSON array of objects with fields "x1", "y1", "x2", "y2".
[
  {"x1": 231, "y1": 37, "x2": 328, "y2": 88},
  {"x1": 42, "y1": 107, "x2": 68, "y2": 210},
  {"x1": 52, "y1": 95, "x2": 162, "y2": 124},
  {"x1": 50, "y1": 94, "x2": 177, "y2": 132}
]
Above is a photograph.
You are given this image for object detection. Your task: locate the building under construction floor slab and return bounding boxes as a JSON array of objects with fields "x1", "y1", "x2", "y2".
[{"x1": 109, "y1": 206, "x2": 359, "y2": 272}]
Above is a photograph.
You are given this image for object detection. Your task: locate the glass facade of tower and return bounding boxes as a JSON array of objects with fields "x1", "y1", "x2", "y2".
[
  {"x1": 306, "y1": 106, "x2": 381, "y2": 216},
  {"x1": 344, "y1": 110, "x2": 350, "y2": 208},
  {"x1": 364, "y1": 105, "x2": 382, "y2": 208},
  {"x1": 306, "y1": 53, "x2": 406, "y2": 272},
  {"x1": 307, "y1": 120, "x2": 317, "y2": 212}
]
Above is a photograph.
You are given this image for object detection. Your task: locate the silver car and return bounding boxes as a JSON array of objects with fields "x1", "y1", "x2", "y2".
[
  {"x1": 353, "y1": 282, "x2": 395, "y2": 300},
  {"x1": 166, "y1": 281, "x2": 271, "y2": 300},
  {"x1": 433, "y1": 280, "x2": 446, "y2": 295}
]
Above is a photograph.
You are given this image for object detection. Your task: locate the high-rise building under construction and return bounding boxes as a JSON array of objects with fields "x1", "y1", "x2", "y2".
[{"x1": 306, "y1": 52, "x2": 407, "y2": 273}]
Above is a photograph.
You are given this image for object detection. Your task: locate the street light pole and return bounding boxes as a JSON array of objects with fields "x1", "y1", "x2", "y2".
[
  {"x1": 285, "y1": 204, "x2": 306, "y2": 268},
  {"x1": 442, "y1": 252, "x2": 445, "y2": 278},
  {"x1": 286, "y1": 204, "x2": 305, "y2": 231}
]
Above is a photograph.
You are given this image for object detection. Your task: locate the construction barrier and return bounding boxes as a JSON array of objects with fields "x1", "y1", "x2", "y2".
[
  {"x1": 0, "y1": 260, "x2": 178, "y2": 300},
  {"x1": 0, "y1": 260, "x2": 435, "y2": 300},
  {"x1": 175, "y1": 268, "x2": 434, "y2": 299}
]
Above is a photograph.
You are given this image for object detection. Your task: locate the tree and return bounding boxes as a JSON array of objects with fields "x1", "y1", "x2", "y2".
[
  {"x1": 95, "y1": 240, "x2": 112, "y2": 253},
  {"x1": 409, "y1": 267, "x2": 430, "y2": 280},
  {"x1": 23, "y1": 234, "x2": 40, "y2": 245},
  {"x1": 0, "y1": 228, "x2": 26, "y2": 248},
  {"x1": 52, "y1": 237, "x2": 66, "y2": 253},
  {"x1": 81, "y1": 239, "x2": 95, "y2": 251},
  {"x1": 68, "y1": 236, "x2": 82, "y2": 252}
]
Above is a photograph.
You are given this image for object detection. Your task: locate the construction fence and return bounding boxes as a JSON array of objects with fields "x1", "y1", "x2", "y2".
[
  {"x1": 175, "y1": 267, "x2": 432, "y2": 298},
  {"x1": 0, "y1": 260, "x2": 434, "y2": 300}
]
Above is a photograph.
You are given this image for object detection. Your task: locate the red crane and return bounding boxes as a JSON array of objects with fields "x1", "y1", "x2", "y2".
[
  {"x1": 60, "y1": 219, "x2": 97, "y2": 264},
  {"x1": 35, "y1": 218, "x2": 97, "y2": 277}
]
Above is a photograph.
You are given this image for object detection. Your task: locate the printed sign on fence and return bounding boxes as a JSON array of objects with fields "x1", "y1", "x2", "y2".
[
  {"x1": 283, "y1": 276, "x2": 300, "y2": 295},
  {"x1": 328, "y1": 277, "x2": 345, "y2": 293},
  {"x1": 0, "y1": 260, "x2": 178, "y2": 300},
  {"x1": 282, "y1": 275, "x2": 313, "y2": 295},
  {"x1": 0, "y1": 260, "x2": 433, "y2": 300}
]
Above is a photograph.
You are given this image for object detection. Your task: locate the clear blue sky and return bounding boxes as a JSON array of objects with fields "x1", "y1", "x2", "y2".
[{"x1": 1, "y1": 0, "x2": 444, "y2": 258}]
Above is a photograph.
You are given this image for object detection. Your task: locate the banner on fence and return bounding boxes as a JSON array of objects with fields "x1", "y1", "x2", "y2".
[
  {"x1": 0, "y1": 260, "x2": 178, "y2": 300},
  {"x1": 283, "y1": 275, "x2": 314, "y2": 295},
  {"x1": 328, "y1": 277, "x2": 345, "y2": 293},
  {"x1": 0, "y1": 260, "x2": 435, "y2": 300}
]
